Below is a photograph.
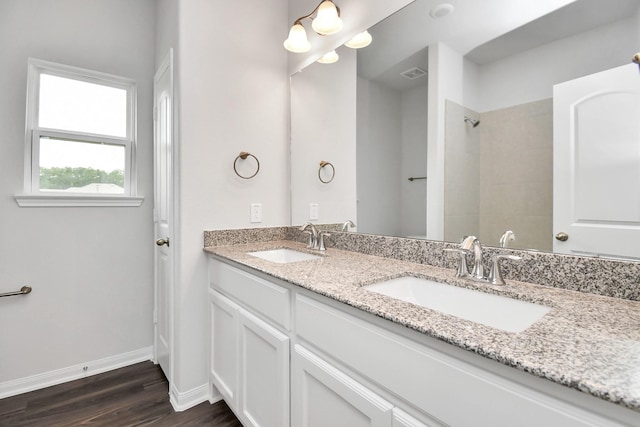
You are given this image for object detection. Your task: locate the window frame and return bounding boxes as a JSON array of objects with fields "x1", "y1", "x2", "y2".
[{"x1": 16, "y1": 58, "x2": 143, "y2": 207}]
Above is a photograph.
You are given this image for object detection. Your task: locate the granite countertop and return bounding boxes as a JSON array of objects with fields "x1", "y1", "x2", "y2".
[{"x1": 204, "y1": 240, "x2": 640, "y2": 412}]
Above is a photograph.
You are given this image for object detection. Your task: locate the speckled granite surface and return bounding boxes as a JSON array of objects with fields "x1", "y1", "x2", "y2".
[
  {"x1": 205, "y1": 227, "x2": 640, "y2": 301},
  {"x1": 204, "y1": 238, "x2": 640, "y2": 412},
  {"x1": 326, "y1": 231, "x2": 640, "y2": 301}
]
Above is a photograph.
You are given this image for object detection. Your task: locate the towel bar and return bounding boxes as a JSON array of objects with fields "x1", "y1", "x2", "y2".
[{"x1": 0, "y1": 286, "x2": 32, "y2": 298}]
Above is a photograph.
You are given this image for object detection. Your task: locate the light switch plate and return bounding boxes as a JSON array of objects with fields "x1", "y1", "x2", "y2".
[
  {"x1": 250, "y1": 203, "x2": 262, "y2": 223},
  {"x1": 309, "y1": 203, "x2": 319, "y2": 221}
]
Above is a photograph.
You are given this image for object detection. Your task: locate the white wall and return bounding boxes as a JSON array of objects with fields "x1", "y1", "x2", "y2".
[
  {"x1": 174, "y1": 0, "x2": 290, "y2": 395},
  {"x1": 400, "y1": 85, "x2": 428, "y2": 237},
  {"x1": 291, "y1": 47, "x2": 357, "y2": 226},
  {"x1": 476, "y1": 15, "x2": 638, "y2": 112},
  {"x1": 0, "y1": 0, "x2": 155, "y2": 389},
  {"x1": 426, "y1": 42, "x2": 464, "y2": 241},
  {"x1": 356, "y1": 80, "x2": 428, "y2": 238},
  {"x1": 462, "y1": 58, "x2": 480, "y2": 112},
  {"x1": 357, "y1": 78, "x2": 402, "y2": 236}
]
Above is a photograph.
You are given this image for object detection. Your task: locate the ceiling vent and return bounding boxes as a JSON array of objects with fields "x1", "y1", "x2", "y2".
[{"x1": 400, "y1": 67, "x2": 427, "y2": 80}]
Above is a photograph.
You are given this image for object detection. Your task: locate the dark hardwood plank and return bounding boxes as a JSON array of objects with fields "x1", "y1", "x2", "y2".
[{"x1": 0, "y1": 362, "x2": 242, "y2": 426}]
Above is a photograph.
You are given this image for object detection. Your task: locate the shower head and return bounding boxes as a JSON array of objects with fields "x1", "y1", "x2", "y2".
[{"x1": 464, "y1": 116, "x2": 480, "y2": 128}]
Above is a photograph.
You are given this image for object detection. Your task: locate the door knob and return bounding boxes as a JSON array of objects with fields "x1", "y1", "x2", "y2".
[
  {"x1": 555, "y1": 232, "x2": 569, "y2": 242},
  {"x1": 156, "y1": 238, "x2": 170, "y2": 247}
]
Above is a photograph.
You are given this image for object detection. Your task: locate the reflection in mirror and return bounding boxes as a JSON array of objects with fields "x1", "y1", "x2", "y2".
[
  {"x1": 290, "y1": 47, "x2": 357, "y2": 226},
  {"x1": 290, "y1": 0, "x2": 640, "y2": 258},
  {"x1": 357, "y1": 47, "x2": 428, "y2": 238}
]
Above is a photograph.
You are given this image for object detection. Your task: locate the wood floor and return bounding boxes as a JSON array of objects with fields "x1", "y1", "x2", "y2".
[{"x1": 0, "y1": 362, "x2": 242, "y2": 426}]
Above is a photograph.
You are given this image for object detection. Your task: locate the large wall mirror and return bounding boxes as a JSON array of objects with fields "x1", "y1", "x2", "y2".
[{"x1": 290, "y1": 0, "x2": 640, "y2": 259}]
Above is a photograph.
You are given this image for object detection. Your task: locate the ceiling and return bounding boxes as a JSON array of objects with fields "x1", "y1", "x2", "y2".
[{"x1": 358, "y1": 0, "x2": 639, "y2": 90}]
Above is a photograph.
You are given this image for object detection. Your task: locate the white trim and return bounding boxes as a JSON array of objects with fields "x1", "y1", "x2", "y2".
[
  {"x1": 209, "y1": 382, "x2": 223, "y2": 404},
  {"x1": 14, "y1": 194, "x2": 144, "y2": 207},
  {"x1": 29, "y1": 58, "x2": 136, "y2": 92},
  {"x1": 0, "y1": 346, "x2": 153, "y2": 399},
  {"x1": 153, "y1": 49, "x2": 175, "y2": 388},
  {"x1": 169, "y1": 382, "x2": 210, "y2": 412},
  {"x1": 32, "y1": 130, "x2": 132, "y2": 195},
  {"x1": 23, "y1": 58, "x2": 139, "y2": 198}
]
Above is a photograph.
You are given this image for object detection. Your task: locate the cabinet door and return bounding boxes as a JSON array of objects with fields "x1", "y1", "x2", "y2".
[
  {"x1": 392, "y1": 408, "x2": 443, "y2": 427},
  {"x1": 292, "y1": 344, "x2": 393, "y2": 427},
  {"x1": 239, "y1": 308, "x2": 290, "y2": 427},
  {"x1": 209, "y1": 290, "x2": 239, "y2": 407}
]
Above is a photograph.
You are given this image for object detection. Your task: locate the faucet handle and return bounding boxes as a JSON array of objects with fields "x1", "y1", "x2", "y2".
[
  {"x1": 488, "y1": 254, "x2": 522, "y2": 285},
  {"x1": 444, "y1": 248, "x2": 471, "y2": 278},
  {"x1": 318, "y1": 232, "x2": 331, "y2": 251}
]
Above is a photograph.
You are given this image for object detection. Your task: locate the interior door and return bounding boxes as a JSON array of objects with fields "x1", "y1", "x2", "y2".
[
  {"x1": 553, "y1": 63, "x2": 640, "y2": 260},
  {"x1": 154, "y1": 50, "x2": 174, "y2": 379}
]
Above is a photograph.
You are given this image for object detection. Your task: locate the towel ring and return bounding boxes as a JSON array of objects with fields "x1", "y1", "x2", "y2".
[
  {"x1": 234, "y1": 152, "x2": 260, "y2": 179},
  {"x1": 318, "y1": 161, "x2": 335, "y2": 184}
]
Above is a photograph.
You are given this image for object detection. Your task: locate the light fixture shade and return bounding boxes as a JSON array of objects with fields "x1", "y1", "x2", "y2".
[
  {"x1": 284, "y1": 23, "x2": 311, "y2": 53},
  {"x1": 344, "y1": 30, "x2": 372, "y2": 49},
  {"x1": 312, "y1": 1, "x2": 343, "y2": 35},
  {"x1": 317, "y1": 50, "x2": 339, "y2": 64}
]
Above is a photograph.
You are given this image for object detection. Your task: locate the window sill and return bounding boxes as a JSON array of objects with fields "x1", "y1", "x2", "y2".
[{"x1": 14, "y1": 194, "x2": 144, "y2": 207}]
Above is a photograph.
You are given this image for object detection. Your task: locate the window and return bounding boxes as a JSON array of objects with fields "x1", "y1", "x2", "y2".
[{"x1": 16, "y1": 59, "x2": 142, "y2": 207}]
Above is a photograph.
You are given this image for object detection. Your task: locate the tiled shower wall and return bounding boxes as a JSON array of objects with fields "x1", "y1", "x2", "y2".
[
  {"x1": 444, "y1": 99, "x2": 553, "y2": 251},
  {"x1": 479, "y1": 99, "x2": 553, "y2": 251},
  {"x1": 444, "y1": 100, "x2": 480, "y2": 243}
]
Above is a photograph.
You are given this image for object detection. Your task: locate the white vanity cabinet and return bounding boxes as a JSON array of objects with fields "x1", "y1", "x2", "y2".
[
  {"x1": 291, "y1": 344, "x2": 395, "y2": 427},
  {"x1": 209, "y1": 290, "x2": 239, "y2": 407},
  {"x1": 294, "y1": 292, "x2": 630, "y2": 427},
  {"x1": 209, "y1": 259, "x2": 290, "y2": 427},
  {"x1": 208, "y1": 256, "x2": 637, "y2": 427}
]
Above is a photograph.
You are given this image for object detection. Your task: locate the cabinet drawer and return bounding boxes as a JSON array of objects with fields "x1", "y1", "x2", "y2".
[
  {"x1": 295, "y1": 293, "x2": 620, "y2": 427},
  {"x1": 209, "y1": 259, "x2": 290, "y2": 331}
]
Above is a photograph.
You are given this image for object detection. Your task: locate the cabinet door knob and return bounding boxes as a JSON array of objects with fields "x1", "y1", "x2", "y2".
[
  {"x1": 555, "y1": 232, "x2": 569, "y2": 242},
  {"x1": 156, "y1": 238, "x2": 170, "y2": 247}
]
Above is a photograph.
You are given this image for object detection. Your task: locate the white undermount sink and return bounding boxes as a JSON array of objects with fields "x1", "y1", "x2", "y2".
[
  {"x1": 247, "y1": 248, "x2": 320, "y2": 264},
  {"x1": 364, "y1": 277, "x2": 550, "y2": 333}
]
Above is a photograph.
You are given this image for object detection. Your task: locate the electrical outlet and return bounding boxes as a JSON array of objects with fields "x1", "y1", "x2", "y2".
[
  {"x1": 309, "y1": 203, "x2": 319, "y2": 221},
  {"x1": 250, "y1": 203, "x2": 262, "y2": 223}
]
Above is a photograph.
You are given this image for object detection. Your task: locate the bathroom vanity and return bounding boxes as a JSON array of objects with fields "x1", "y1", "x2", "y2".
[{"x1": 204, "y1": 233, "x2": 640, "y2": 427}]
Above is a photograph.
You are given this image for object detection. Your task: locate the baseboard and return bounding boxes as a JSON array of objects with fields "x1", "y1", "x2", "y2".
[
  {"x1": 169, "y1": 382, "x2": 210, "y2": 412},
  {"x1": 209, "y1": 381, "x2": 223, "y2": 404},
  {"x1": 0, "y1": 346, "x2": 153, "y2": 399}
]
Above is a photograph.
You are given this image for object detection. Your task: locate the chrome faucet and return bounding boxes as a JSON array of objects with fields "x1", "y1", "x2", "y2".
[
  {"x1": 299, "y1": 222, "x2": 330, "y2": 251},
  {"x1": 499, "y1": 230, "x2": 516, "y2": 248},
  {"x1": 300, "y1": 222, "x2": 318, "y2": 249},
  {"x1": 341, "y1": 220, "x2": 356, "y2": 232},
  {"x1": 461, "y1": 236, "x2": 484, "y2": 280},
  {"x1": 445, "y1": 236, "x2": 521, "y2": 285}
]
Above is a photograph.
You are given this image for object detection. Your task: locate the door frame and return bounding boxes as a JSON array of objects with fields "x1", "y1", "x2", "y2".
[{"x1": 153, "y1": 49, "x2": 177, "y2": 383}]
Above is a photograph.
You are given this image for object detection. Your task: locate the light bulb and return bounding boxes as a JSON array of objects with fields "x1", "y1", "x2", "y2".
[
  {"x1": 283, "y1": 23, "x2": 311, "y2": 53},
  {"x1": 344, "y1": 30, "x2": 372, "y2": 49},
  {"x1": 312, "y1": 1, "x2": 343, "y2": 35},
  {"x1": 317, "y1": 50, "x2": 339, "y2": 64}
]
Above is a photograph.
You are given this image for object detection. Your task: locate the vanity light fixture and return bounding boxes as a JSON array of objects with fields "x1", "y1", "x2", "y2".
[
  {"x1": 344, "y1": 30, "x2": 372, "y2": 49},
  {"x1": 312, "y1": 0, "x2": 343, "y2": 35},
  {"x1": 283, "y1": 22, "x2": 311, "y2": 53},
  {"x1": 283, "y1": 0, "x2": 343, "y2": 53},
  {"x1": 317, "y1": 50, "x2": 339, "y2": 64}
]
